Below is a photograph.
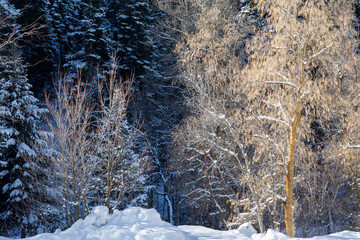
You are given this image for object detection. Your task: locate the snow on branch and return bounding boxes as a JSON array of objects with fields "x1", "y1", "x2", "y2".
[
  {"x1": 206, "y1": 139, "x2": 236, "y2": 157},
  {"x1": 253, "y1": 134, "x2": 285, "y2": 160},
  {"x1": 264, "y1": 80, "x2": 299, "y2": 90},
  {"x1": 304, "y1": 42, "x2": 334, "y2": 65},
  {"x1": 344, "y1": 145, "x2": 360, "y2": 150},
  {"x1": 257, "y1": 116, "x2": 290, "y2": 127}
]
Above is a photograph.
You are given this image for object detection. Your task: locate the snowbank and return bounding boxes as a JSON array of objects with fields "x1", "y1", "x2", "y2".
[
  {"x1": 27, "y1": 206, "x2": 188, "y2": 240},
  {"x1": 3, "y1": 206, "x2": 360, "y2": 240}
]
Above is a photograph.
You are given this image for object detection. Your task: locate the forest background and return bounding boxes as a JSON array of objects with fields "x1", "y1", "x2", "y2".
[{"x1": 0, "y1": 0, "x2": 359, "y2": 238}]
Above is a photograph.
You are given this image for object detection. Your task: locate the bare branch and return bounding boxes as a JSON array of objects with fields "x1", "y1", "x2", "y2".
[
  {"x1": 0, "y1": 14, "x2": 45, "y2": 51},
  {"x1": 304, "y1": 42, "x2": 334, "y2": 65},
  {"x1": 264, "y1": 80, "x2": 299, "y2": 90},
  {"x1": 253, "y1": 134, "x2": 286, "y2": 160},
  {"x1": 256, "y1": 116, "x2": 290, "y2": 127},
  {"x1": 344, "y1": 145, "x2": 360, "y2": 150}
]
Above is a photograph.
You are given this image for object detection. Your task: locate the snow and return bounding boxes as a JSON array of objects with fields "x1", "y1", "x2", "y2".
[
  {"x1": 17, "y1": 142, "x2": 36, "y2": 157},
  {"x1": 0, "y1": 0, "x2": 18, "y2": 15},
  {"x1": 0, "y1": 170, "x2": 8, "y2": 178},
  {"x1": 2, "y1": 207, "x2": 360, "y2": 240},
  {"x1": 9, "y1": 179, "x2": 22, "y2": 189}
]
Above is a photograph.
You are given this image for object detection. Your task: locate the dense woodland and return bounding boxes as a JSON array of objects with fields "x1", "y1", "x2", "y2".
[{"x1": 0, "y1": 0, "x2": 359, "y2": 238}]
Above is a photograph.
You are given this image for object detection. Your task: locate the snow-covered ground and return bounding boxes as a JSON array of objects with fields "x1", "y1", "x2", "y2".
[{"x1": 2, "y1": 206, "x2": 359, "y2": 240}]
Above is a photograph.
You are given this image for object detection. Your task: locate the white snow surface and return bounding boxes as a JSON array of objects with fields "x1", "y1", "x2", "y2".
[{"x1": 2, "y1": 206, "x2": 360, "y2": 240}]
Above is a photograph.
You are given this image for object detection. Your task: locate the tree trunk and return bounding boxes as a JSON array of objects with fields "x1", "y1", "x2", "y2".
[
  {"x1": 104, "y1": 157, "x2": 113, "y2": 207},
  {"x1": 63, "y1": 183, "x2": 70, "y2": 228},
  {"x1": 285, "y1": 92, "x2": 302, "y2": 237},
  {"x1": 204, "y1": 150, "x2": 228, "y2": 230},
  {"x1": 62, "y1": 158, "x2": 70, "y2": 228},
  {"x1": 72, "y1": 160, "x2": 80, "y2": 221},
  {"x1": 256, "y1": 205, "x2": 265, "y2": 233}
]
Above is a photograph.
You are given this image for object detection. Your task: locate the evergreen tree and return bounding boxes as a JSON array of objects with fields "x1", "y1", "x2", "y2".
[
  {"x1": 108, "y1": 0, "x2": 154, "y2": 80},
  {"x1": 0, "y1": 38, "x2": 43, "y2": 238},
  {"x1": 0, "y1": 2, "x2": 62, "y2": 236},
  {"x1": 65, "y1": 0, "x2": 111, "y2": 82},
  {"x1": 47, "y1": 0, "x2": 77, "y2": 69}
]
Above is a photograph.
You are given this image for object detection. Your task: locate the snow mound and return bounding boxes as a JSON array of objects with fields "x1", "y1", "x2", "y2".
[
  {"x1": 27, "y1": 207, "x2": 187, "y2": 240},
  {"x1": 252, "y1": 229, "x2": 288, "y2": 240},
  {"x1": 3, "y1": 207, "x2": 360, "y2": 240},
  {"x1": 83, "y1": 206, "x2": 109, "y2": 227},
  {"x1": 238, "y1": 223, "x2": 257, "y2": 238}
]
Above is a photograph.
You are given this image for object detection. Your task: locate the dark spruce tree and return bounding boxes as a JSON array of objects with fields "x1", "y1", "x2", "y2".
[
  {"x1": 47, "y1": 0, "x2": 78, "y2": 70},
  {"x1": 0, "y1": 4, "x2": 44, "y2": 237},
  {"x1": 65, "y1": 0, "x2": 111, "y2": 82},
  {"x1": 0, "y1": 53, "x2": 44, "y2": 237},
  {"x1": 108, "y1": 0, "x2": 154, "y2": 81}
]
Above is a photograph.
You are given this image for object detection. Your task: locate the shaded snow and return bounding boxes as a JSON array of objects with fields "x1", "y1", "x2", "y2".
[
  {"x1": 3, "y1": 207, "x2": 360, "y2": 240},
  {"x1": 18, "y1": 142, "x2": 36, "y2": 157}
]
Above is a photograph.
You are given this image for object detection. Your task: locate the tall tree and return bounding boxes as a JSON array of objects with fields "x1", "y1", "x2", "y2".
[
  {"x1": 44, "y1": 75, "x2": 97, "y2": 227},
  {"x1": 0, "y1": 2, "x2": 65, "y2": 236},
  {"x1": 171, "y1": 2, "x2": 269, "y2": 230},
  {"x1": 107, "y1": 0, "x2": 154, "y2": 81},
  {"x1": 47, "y1": 0, "x2": 77, "y2": 70},
  {"x1": 93, "y1": 65, "x2": 150, "y2": 210},
  {"x1": 65, "y1": 0, "x2": 111, "y2": 82},
  {"x1": 245, "y1": 0, "x2": 355, "y2": 236},
  {"x1": 0, "y1": 28, "x2": 43, "y2": 240}
]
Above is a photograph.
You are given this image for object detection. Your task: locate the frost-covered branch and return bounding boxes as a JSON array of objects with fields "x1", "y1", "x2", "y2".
[
  {"x1": 264, "y1": 80, "x2": 299, "y2": 91},
  {"x1": 304, "y1": 42, "x2": 334, "y2": 65},
  {"x1": 256, "y1": 116, "x2": 290, "y2": 127}
]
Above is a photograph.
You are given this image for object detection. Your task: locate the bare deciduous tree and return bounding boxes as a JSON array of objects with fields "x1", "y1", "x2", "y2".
[
  {"x1": 172, "y1": 4, "x2": 273, "y2": 231},
  {"x1": 0, "y1": 5, "x2": 44, "y2": 53},
  {"x1": 45, "y1": 73, "x2": 98, "y2": 227},
  {"x1": 44, "y1": 61, "x2": 151, "y2": 227},
  {"x1": 324, "y1": 41, "x2": 360, "y2": 214},
  {"x1": 94, "y1": 60, "x2": 151, "y2": 210},
  {"x1": 244, "y1": 0, "x2": 355, "y2": 236}
]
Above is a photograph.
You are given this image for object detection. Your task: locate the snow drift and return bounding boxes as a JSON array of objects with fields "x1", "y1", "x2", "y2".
[{"x1": 2, "y1": 206, "x2": 359, "y2": 240}]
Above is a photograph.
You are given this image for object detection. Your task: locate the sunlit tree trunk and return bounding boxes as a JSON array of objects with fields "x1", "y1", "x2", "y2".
[{"x1": 285, "y1": 91, "x2": 303, "y2": 237}]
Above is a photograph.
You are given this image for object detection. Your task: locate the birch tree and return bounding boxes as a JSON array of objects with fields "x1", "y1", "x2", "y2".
[
  {"x1": 244, "y1": 0, "x2": 355, "y2": 236},
  {"x1": 45, "y1": 75, "x2": 98, "y2": 227}
]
